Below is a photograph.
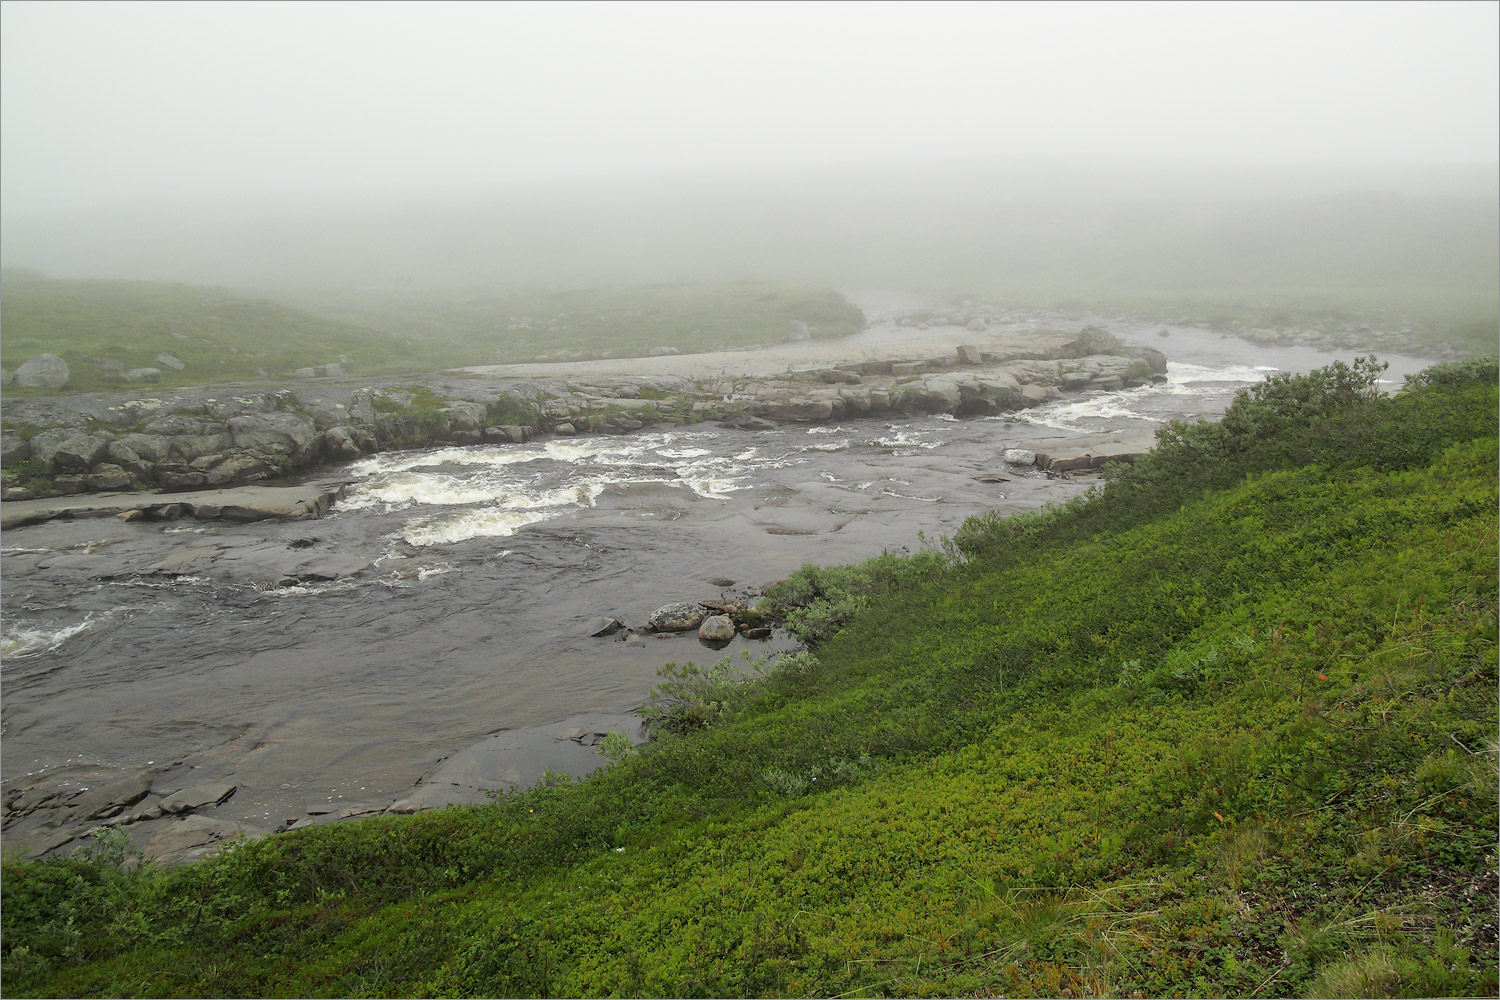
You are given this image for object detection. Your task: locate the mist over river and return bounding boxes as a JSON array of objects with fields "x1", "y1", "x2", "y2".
[{"x1": 0, "y1": 306, "x2": 1433, "y2": 855}]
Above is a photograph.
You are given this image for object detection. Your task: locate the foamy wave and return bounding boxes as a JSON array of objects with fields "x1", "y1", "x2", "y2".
[
  {"x1": 351, "y1": 446, "x2": 543, "y2": 475},
  {"x1": 1164, "y1": 361, "x2": 1279, "y2": 389},
  {"x1": 401, "y1": 508, "x2": 555, "y2": 546},
  {"x1": 0, "y1": 611, "x2": 119, "y2": 658}
]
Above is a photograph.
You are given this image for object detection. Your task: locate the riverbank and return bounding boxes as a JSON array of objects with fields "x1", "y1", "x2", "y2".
[{"x1": 1, "y1": 321, "x2": 1166, "y2": 504}]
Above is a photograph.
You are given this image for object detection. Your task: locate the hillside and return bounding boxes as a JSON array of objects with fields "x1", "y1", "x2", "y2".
[
  {"x1": 0, "y1": 276, "x2": 865, "y2": 394},
  {"x1": 2, "y1": 357, "x2": 1495, "y2": 998}
]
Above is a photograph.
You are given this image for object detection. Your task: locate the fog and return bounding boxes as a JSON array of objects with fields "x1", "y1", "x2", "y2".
[{"x1": 2, "y1": 2, "x2": 1496, "y2": 295}]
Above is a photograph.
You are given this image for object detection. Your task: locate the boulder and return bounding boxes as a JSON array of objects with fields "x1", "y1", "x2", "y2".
[
  {"x1": 14, "y1": 353, "x2": 70, "y2": 389},
  {"x1": 85, "y1": 464, "x2": 135, "y2": 491},
  {"x1": 228, "y1": 411, "x2": 319, "y2": 458},
  {"x1": 114, "y1": 433, "x2": 172, "y2": 464},
  {"x1": 957, "y1": 344, "x2": 983, "y2": 364},
  {"x1": 0, "y1": 368, "x2": 11, "y2": 386},
  {"x1": 442, "y1": 401, "x2": 487, "y2": 433},
  {"x1": 51, "y1": 434, "x2": 109, "y2": 473},
  {"x1": 698, "y1": 615, "x2": 736, "y2": 643},
  {"x1": 589, "y1": 617, "x2": 625, "y2": 637},
  {"x1": 0, "y1": 433, "x2": 31, "y2": 466},
  {"x1": 553, "y1": 422, "x2": 577, "y2": 436},
  {"x1": 323, "y1": 425, "x2": 364, "y2": 460},
  {"x1": 65, "y1": 770, "x2": 153, "y2": 821},
  {"x1": 648, "y1": 602, "x2": 707, "y2": 633},
  {"x1": 1018, "y1": 384, "x2": 1051, "y2": 406},
  {"x1": 965, "y1": 318, "x2": 988, "y2": 333},
  {"x1": 819, "y1": 369, "x2": 861, "y2": 384},
  {"x1": 98, "y1": 359, "x2": 126, "y2": 375},
  {"x1": 125, "y1": 368, "x2": 162, "y2": 383},
  {"x1": 756, "y1": 398, "x2": 835, "y2": 422},
  {"x1": 1061, "y1": 326, "x2": 1122, "y2": 357},
  {"x1": 1003, "y1": 448, "x2": 1036, "y2": 466},
  {"x1": 155, "y1": 353, "x2": 186, "y2": 371}
]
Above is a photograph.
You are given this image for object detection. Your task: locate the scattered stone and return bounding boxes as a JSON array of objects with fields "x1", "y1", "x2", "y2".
[
  {"x1": 67, "y1": 770, "x2": 153, "y2": 820},
  {"x1": 14, "y1": 353, "x2": 70, "y2": 389},
  {"x1": 820, "y1": 369, "x2": 861, "y2": 384},
  {"x1": 648, "y1": 602, "x2": 708, "y2": 632},
  {"x1": 957, "y1": 344, "x2": 983, "y2": 364},
  {"x1": 698, "y1": 615, "x2": 736, "y2": 643},
  {"x1": 965, "y1": 318, "x2": 989, "y2": 332},
  {"x1": 742, "y1": 627, "x2": 773, "y2": 640},
  {"x1": 155, "y1": 353, "x2": 186, "y2": 371},
  {"x1": 707, "y1": 576, "x2": 736, "y2": 588}
]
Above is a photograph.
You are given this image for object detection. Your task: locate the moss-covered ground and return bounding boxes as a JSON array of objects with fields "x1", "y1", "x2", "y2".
[{"x1": 2, "y1": 358, "x2": 1495, "y2": 998}]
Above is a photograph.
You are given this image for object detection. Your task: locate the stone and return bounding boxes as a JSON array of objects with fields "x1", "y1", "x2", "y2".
[
  {"x1": 0, "y1": 368, "x2": 11, "y2": 386},
  {"x1": 442, "y1": 401, "x2": 487, "y2": 432},
  {"x1": 891, "y1": 362, "x2": 925, "y2": 377},
  {"x1": 1003, "y1": 448, "x2": 1036, "y2": 466},
  {"x1": 323, "y1": 425, "x2": 364, "y2": 460},
  {"x1": 51, "y1": 434, "x2": 109, "y2": 473},
  {"x1": 957, "y1": 344, "x2": 983, "y2": 364},
  {"x1": 756, "y1": 399, "x2": 834, "y2": 422},
  {"x1": 1018, "y1": 384, "x2": 1050, "y2": 406},
  {"x1": 553, "y1": 422, "x2": 577, "y2": 436},
  {"x1": 717, "y1": 415, "x2": 776, "y2": 432},
  {"x1": 819, "y1": 369, "x2": 861, "y2": 384},
  {"x1": 698, "y1": 615, "x2": 736, "y2": 643},
  {"x1": 125, "y1": 367, "x2": 162, "y2": 383},
  {"x1": 155, "y1": 353, "x2": 186, "y2": 371},
  {"x1": 66, "y1": 770, "x2": 153, "y2": 820},
  {"x1": 0, "y1": 432, "x2": 31, "y2": 466},
  {"x1": 98, "y1": 359, "x2": 126, "y2": 375},
  {"x1": 85, "y1": 464, "x2": 135, "y2": 491},
  {"x1": 158, "y1": 782, "x2": 236, "y2": 814},
  {"x1": 14, "y1": 353, "x2": 70, "y2": 389},
  {"x1": 1060, "y1": 371, "x2": 1092, "y2": 390},
  {"x1": 228, "y1": 411, "x2": 318, "y2": 458},
  {"x1": 965, "y1": 317, "x2": 988, "y2": 332},
  {"x1": 648, "y1": 602, "x2": 707, "y2": 633},
  {"x1": 589, "y1": 616, "x2": 625, "y2": 637}
]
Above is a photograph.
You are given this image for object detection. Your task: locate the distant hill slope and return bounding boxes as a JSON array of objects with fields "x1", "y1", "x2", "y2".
[
  {"x1": 3, "y1": 358, "x2": 1494, "y2": 998},
  {"x1": 0, "y1": 277, "x2": 866, "y2": 394},
  {"x1": 0, "y1": 277, "x2": 411, "y2": 392}
]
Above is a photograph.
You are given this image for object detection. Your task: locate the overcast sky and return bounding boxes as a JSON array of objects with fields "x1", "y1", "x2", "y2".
[{"x1": 2, "y1": 0, "x2": 1497, "y2": 216}]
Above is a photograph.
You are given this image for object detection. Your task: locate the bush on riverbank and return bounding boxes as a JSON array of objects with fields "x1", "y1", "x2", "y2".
[{"x1": 3, "y1": 359, "x2": 1495, "y2": 998}]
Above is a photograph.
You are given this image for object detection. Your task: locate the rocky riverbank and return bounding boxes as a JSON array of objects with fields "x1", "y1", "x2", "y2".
[{"x1": 0, "y1": 325, "x2": 1165, "y2": 506}]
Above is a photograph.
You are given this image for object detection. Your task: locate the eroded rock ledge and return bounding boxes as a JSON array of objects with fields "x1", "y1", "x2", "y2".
[{"x1": 1, "y1": 326, "x2": 1165, "y2": 506}]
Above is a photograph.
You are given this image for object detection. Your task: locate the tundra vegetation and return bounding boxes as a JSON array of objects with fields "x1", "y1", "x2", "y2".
[
  {"x1": 0, "y1": 274, "x2": 864, "y2": 394},
  {"x1": 3, "y1": 357, "x2": 1495, "y2": 998}
]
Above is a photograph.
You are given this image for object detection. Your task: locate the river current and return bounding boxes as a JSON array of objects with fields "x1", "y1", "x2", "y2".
[{"x1": 0, "y1": 315, "x2": 1430, "y2": 841}]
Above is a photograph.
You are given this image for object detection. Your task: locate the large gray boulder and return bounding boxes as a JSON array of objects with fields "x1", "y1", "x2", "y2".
[
  {"x1": 14, "y1": 354, "x2": 70, "y2": 390},
  {"x1": 228, "y1": 411, "x2": 319, "y2": 458},
  {"x1": 50, "y1": 434, "x2": 108, "y2": 473},
  {"x1": 648, "y1": 602, "x2": 707, "y2": 632},
  {"x1": 125, "y1": 367, "x2": 162, "y2": 383},
  {"x1": 0, "y1": 432, "x2": 31, "y2": 466},
  {"x1": 155, "y1": 353, "x2": 186, "y2": 371},
  {"x1": 698, "y1": 615, "x2": 736, "y2": 643},
  {"x1": 443, "y1": 401, "x2": 488, "y2": 433},
  {"x1": 114, "y1": 433, "x2": 172, "y2": 464}
]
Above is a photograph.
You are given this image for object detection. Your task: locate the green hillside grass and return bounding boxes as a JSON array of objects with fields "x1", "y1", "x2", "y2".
[
  {"x1": 3, "y1": 358, "x2": 1495, "y2": 998},
  {"x1": 0, "y1": 276, "x2": 865, "y2": 395}
]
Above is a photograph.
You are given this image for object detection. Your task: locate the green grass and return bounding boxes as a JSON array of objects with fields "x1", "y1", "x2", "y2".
[
  {"x1": 272, "y1": 281, "x2": 866, "y2": 364},
  {"x1": 3, "y1": 359, "x2": 1494, "y2": 998},
  {"x1": 0, "y1": 278, "x2": 865, "y2": 396}
]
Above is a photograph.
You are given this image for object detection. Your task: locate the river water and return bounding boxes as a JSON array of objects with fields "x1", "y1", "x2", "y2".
[{"x1": 0, "y1": 309, "x2": 1430, "y2": 845}]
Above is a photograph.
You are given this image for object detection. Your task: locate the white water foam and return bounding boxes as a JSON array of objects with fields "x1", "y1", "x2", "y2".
[{"x1": 0, "y1": 610, "x2": 121, "y2": 659}]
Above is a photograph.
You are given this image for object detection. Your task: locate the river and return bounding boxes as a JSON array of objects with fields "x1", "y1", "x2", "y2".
[{"x1": 0, "y1": 301, "x2": 1431, "y2": 856}]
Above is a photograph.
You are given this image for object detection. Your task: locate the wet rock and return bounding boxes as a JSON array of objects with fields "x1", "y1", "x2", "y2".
[
  {"x1": 648, "y1": 602, "x2": 706, "y2": 632},
  {"x1": 15, "y1": 353, "x2": 70, "y2": 390},
  {"x1": 67, "y1": 770, "x2": 153, "y2": 821},
  {"x1": 589, "y1": 616, "x2": 625, "y2": 637},
  {"x1": 158, "y1": 782, "x2": 236, "y2": 814},
  {"x1": 717, "y1": 414, "x2": 776, "y2": 431},
  {"x1": 742, "y1": 626, "x2": 772, "y2": 640},
  {"x1": 155, "y1": 353, "x2": 186, "y2": 371},
  {"x1": 323, "y1": 425, "x2": 363, "y2": 459},
  {"x1": 442, "y1": 401, "x2": 487, "y2": 432},
  {"x1": 553, "y1": 422, "x2": 577, "y2": 436},
  {"x1": 698, "y1": 615, "x2": 736, "y2": 643}
]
